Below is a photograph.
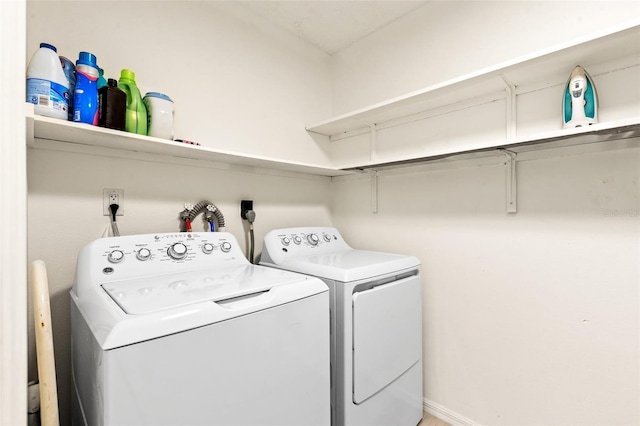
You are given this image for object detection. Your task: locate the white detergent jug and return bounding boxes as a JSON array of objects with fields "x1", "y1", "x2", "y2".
[
  {"x1": 26, "y1": 43, "x2": 70, "y2": 120},
  {"x1": 143, "y1": 92, "x2": 174, "y2": 139}
]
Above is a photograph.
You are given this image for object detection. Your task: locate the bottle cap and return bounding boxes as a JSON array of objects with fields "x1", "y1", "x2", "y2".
[
  {"x1": 40, "y1": 43, "x2": 57, "y2": 52},
  {"x1": 120, "y1": 69, "x2": 136, "y2": 82},
  {"x1": 107, "y1": 78, "x2": 118, "y2": 87},
  {"x1": 143, "y1": 92, "x2": 173, "y2": 103},
  {"x1": 76, "y1": 51, "x2": 98, "y2": 68}
]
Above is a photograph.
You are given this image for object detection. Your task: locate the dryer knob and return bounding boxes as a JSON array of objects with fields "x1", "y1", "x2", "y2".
[
  {"x1": 307, "y1": 234, "x2": 319, "y2": 245},
  {"x1": 136, "y1": 248, "x2": 151, "y2": 261},
  {"x1": 107, "y1": 250, "x2": 124, "y2": 264},
  {"x1": 293, "y1": 235, "x2": 302, "y2": 245},
  {"x1": 167, "y1": 242, "x2": 188, "y2": 260},
  {"x1": 281, "y1": 237, "x2": 291, "y2": 246},
  {"x1": 220, "y1": 242, "x2": 232, "y2": 253},
  {"x1": 323, "y1": 234, "x2": 331, "y2": 242}
]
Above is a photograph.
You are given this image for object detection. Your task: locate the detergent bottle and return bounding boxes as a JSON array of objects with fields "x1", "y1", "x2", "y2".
[
  {"x1": 73, "y1": 51, "x2": 99, "y2": 125},
  {"x1": 59, "y1": 56, "x2": 76, "y2": 121},
  {"x1": 98, "y1": 79, "x2": 126, "y2": 131},
  {"x1": 26, "y1": 43, "x2": 70, "y2": 120},
  {"x1": 97, "y1": 68, "x2": 107, "y2": 90},
  {"x1": 118, "y1": 69, "x2": 147, "y2": 135},
  {"x1": 143, "y1": 92, "x2": 174, "y2": 139}
]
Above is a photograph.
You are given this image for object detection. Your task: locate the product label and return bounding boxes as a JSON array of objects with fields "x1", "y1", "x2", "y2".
[
  {"x1": 73, "y1": 73, "x2": 99, "y2": 125},
  {"x1": 26, "y1": 78, "x2": 69, "y2": 112}
]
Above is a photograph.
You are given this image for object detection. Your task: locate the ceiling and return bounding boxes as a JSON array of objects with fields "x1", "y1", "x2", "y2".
[{"x1": 238, "y1": 1, "x2": 430, "y2": 55}]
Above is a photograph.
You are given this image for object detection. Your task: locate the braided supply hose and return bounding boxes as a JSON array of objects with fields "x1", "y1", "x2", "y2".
[{"x1": 180, "y1": 200, "x2": 226, "y2": 232}]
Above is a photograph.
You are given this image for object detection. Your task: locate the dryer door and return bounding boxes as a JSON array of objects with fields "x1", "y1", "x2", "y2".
[{"x1": 352, "y1": 274, "x2": 422, "y2": 404}]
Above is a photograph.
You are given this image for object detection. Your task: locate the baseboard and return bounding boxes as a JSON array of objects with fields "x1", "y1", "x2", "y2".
[{"x1": 423, "y1": 398, "x2": 478, "y2": 426}]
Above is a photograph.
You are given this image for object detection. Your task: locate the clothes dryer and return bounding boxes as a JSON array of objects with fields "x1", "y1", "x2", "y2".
[
  {"x1": 261, "y1": 227, "x2": 423, "y2": 426},
  {"x1": 71, "y1": 232, "x2": 330, "y2": 426}
]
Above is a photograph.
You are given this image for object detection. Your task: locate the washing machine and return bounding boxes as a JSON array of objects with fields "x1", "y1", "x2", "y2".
[
  {"x1": 71, "y1": 232, "x2": 330, "y2": 426},
  {"x1": 260, "y1": 227, "x2": 423, "y2": 426}
]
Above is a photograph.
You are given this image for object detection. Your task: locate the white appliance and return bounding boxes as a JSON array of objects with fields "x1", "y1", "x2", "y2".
[
  {"x1": 261, "y1": 227, "x2": 423, "y2": 426},
  {"x1": 71, "y1": 232, "x2": 330, "y2": 426}
]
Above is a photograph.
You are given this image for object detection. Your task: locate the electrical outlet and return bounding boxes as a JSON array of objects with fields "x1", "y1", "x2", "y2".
[
  {"x1": 241, "y1": 200, "x2": 253, "y2": 219},
  {"x1": 103, "y1": 188, "x2": 124, "y2": 216}
]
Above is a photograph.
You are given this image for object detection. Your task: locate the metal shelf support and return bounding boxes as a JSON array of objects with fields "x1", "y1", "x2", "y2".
[
  {"x1": 370, "y1": 170, "x2": 379, "y2": 214},
  {"x1": 500, "y1": 74, "x2": 517, "y2": 141},
  {"x1": 500, "y1": 149, "x2": 518, "y2": 213},
  {"x1": 369, "y1": 124, "x2": 377, "y2": 163}
]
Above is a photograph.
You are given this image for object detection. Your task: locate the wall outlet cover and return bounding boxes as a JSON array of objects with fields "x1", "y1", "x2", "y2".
[
  {"x1": 103, "y1": 188, "x2": 124, "y2": 216},
  {"x1": 241, "y1": 200, "x2": 253, "y2": 219}
]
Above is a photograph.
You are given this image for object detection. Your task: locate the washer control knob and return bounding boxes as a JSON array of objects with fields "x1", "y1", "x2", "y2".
[
  {"x1": 293, "y1": 235, "x2": 302, "y2": 245},
  {"x1": 202, "y1": 243, "x2": 215, "y2": 254},
  {"x1": 281, "y1": 237, "x2": 291, "y2": 246},
  {"x1": 220, "y1": 242, "x2": 232, "y2": 253},
  {"x1": 167, "y1": 242, "x2": 188, "y2": 260},
  {"x1": 323, "y1": 234, "x2": 331, "y2": 242},
  {"x1": 307, "y1": 234, "x2": 319, "y2": 245},
  {"x1": 107, "y1": 250, "x2": 124, "y2": 264},
  {"x1": 136, "y1": 248, "x2": 151, "y2": 261}
]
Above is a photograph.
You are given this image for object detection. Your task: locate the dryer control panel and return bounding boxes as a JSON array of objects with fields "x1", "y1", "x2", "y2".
[{"x1": 265, "y1": 227, "x2": 349, "y2": 256}]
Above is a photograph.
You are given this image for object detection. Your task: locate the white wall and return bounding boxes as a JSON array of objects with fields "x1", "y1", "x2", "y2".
[
  {"x1": 331, "y1": 0, "x2": 640, "y2": 114},
  {"x1": 24, "y1": 1, "x2": 640, "y2": 426},
  {"x1": 28, "y1": 0, "x2": 333, "y2": 166},
  {"x1": 332, "y1": 142, "x2": 639, "y2": 425},
  {"x1": 26, "y1": 2, "x2": 334, "y2": 424},
  {"x1": 330, "y1": 1, "x2": 640, "y2": 424},
  {"x1": 1, "y1": 1, "x2": 27, "y2": 424}
]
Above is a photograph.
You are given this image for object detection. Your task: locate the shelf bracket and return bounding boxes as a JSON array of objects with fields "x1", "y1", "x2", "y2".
[
  {"x1": 500, "y1": 149, "x2": 517, "y2": 213},
  {"x1": 369, "y1": 124, "x2": 377, "y2": 162},
  {"x1": 370, "y1": 170, "x2": 378, "y2": 214},
  {"x1": 500, "y1": 74, "x2": 517, "y2": 141}
]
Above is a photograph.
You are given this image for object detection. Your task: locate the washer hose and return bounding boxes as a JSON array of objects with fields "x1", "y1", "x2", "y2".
[{"x1": 180, "y1": 200, "x2": 225, "y2": 232}]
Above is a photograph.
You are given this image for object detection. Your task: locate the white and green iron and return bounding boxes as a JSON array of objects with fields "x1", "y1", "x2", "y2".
[{"x1": 563, "y1": 65, "x2": 598, "y2": 129}]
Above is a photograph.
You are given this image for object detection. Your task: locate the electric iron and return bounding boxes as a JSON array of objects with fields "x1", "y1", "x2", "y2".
[{"x1": 563, "y1": 65, "x2": 598, "y2": 129}]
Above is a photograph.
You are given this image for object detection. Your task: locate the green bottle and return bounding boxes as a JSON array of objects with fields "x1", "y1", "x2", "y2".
[{"x1": 118, "y1": 69, "x2": 147, "y2": 135}]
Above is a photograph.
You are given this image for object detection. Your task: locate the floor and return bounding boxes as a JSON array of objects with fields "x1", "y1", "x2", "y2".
[{"x1": 419, "y1": 411, "x2": 451, "y2": 426}]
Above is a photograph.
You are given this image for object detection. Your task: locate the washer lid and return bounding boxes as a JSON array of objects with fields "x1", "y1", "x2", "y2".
[
  {"x1": 271, "y1": 249, "x2": 420, "y2": 282},
  {"x1": 102, "y1": 264, "x2": 310, "y2": 315}
]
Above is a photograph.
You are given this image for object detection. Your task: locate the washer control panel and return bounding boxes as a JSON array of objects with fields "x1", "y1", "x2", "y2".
[{"x1": 78, "y1": 232, "x2": 247, "y2": 282}]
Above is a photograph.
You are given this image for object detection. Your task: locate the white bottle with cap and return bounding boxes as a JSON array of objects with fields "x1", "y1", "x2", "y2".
[
  {"x1": 142, "y1": 92, "x2": 174, "y2": 139},
  {"x1": 26, "y1": 43, "x2": 70, "y2": 120}
]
